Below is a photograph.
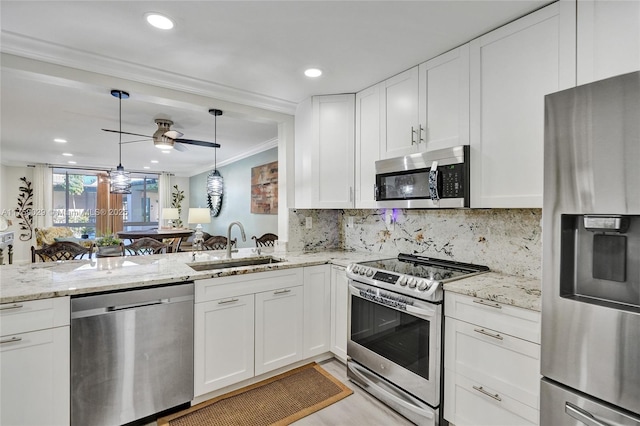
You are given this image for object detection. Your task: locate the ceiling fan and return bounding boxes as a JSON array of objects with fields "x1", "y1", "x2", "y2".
[{"x1": 102, "y1": 91, "x2": 222, "y2": 151}]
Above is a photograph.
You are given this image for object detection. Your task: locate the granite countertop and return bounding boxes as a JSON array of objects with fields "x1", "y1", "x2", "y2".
[
  {"x1": 0, "y1": 250, "x2": 541, "y2": 311},
  {"x1": 443, "y1": 272, "x2": 541, "y2": 311},
  {"x1": 0, "y1": 249, "x2": 383, "y2": 304}
]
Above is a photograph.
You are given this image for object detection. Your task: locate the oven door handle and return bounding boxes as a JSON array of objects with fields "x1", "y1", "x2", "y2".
[{"x1": 349, "y1": 284, "x2": 437, "y2": 320}]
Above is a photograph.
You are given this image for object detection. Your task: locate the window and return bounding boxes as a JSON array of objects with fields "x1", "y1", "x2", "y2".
[
  {"x1": 53, "y1": 170, "x2": 98, "y2": 237},
  {"x1": 53, "y1": 169, "x2": 159, "y2": 236},
  {"x1": 123, "y1": 174, "x2": 159, "y2": 231}
]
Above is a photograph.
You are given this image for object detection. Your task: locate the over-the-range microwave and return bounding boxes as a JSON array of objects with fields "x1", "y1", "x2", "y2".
[{"x1": 375, "y1": 145, "x2": 470, "y2": 208}]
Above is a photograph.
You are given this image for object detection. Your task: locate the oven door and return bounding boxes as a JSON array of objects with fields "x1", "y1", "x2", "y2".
[{"x1": 347, "y1": 279, "x2": 442, "y2": 406}]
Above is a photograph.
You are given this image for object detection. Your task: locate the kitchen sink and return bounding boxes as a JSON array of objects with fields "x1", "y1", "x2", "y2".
[{"x1": 187, "y1": 256, "x2": 284, "y2": 271}]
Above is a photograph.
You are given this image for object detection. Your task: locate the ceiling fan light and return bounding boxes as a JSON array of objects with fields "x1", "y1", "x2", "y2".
[
  {"x1": 207, "y1": 169, "x2": 224, "y2": 197},
  {"x1": 110, "y1": 165, "x2": 132, "y2": 194},
  {"x1": 154, "y1": 137, "x2": 174, "y2": 149}
]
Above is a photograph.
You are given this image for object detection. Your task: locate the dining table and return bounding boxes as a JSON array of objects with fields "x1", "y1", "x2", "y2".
[{"x1": 117, "y1": 229, "x2": 194, "y2": 253}]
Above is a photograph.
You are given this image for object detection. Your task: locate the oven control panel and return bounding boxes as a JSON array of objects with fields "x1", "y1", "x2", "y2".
[{"x1": 348, "y1": 264, "x2": 438, "y2": 301}]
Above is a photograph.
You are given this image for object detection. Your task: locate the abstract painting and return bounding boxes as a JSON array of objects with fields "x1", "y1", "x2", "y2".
[{"x1": 251, "y1": 161, "x2": 278, "y2": 214}]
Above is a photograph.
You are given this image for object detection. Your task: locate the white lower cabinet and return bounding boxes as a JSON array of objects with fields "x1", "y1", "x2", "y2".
[
  {"x1": 444, "y1": 292, "x2": 541, "y2": 426},
  {"x1": 255, "y1": 285, "x2": 303, "y2": 376},
  {"x1": 330, "y1": 265, "x2": 348, "y2": 362},
  {"x1": 195, "y1": 266, "x2": 334, "y2": 397},
  {"x1": 194, "y1": 294, "x2": 255, "y2": 396},
  {"x1": 0, "y1": 298, "x2": 70, "y2": 426}
]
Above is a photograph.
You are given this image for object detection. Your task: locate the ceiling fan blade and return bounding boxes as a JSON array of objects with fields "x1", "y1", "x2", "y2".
[
  {"x1": 173, "y1": 143, "x2": 188, "y2": 152},
  {"x1": 174, "y1": 139, "x2": 221, "y2": 148},
  {"x1": 164, "y1": 130, "x2": 184, "y2": 139},
  {"x1": 121, "y1": 138, "x2": 151, "y2": 144},
  {"x1": 102, "y1": 128, "x2": 152, "y2": 138}
]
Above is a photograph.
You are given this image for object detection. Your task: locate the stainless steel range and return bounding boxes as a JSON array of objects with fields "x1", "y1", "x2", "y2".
[{"x1": 346, "y1": 254, "x2": 489, "y2": 425}]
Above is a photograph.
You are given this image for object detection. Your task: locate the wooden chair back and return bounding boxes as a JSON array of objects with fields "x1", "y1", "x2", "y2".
[
  {"x1": 123, "y1": 237, "x2": 168, "y2": 255},
  {"x1": 251, "y1": 233, "x2": 278, "y2": 247},
  {"x1": 31, "y1": 241, "x2": 92, "y2": 263},
  {"x1": 202, "y1": 236, "x2": 237, "y2": 250}
]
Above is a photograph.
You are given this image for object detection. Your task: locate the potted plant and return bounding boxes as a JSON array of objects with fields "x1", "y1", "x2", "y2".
[{"x1": 95, "y1": 233, "x2": 122, "y2": 256}]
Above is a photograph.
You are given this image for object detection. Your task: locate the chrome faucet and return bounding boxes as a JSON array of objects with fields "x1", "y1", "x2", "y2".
[{"x1": 226, "y1": 221, "x2": 246, "y2": 258}]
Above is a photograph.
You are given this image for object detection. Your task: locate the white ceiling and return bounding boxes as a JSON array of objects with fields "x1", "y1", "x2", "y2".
[{"x1": 0, "y1": 0, "x2": 550, "y2": 176}]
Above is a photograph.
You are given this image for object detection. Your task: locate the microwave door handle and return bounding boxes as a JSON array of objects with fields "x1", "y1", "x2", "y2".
[{"x1": 429, "y1": 161, "x2": 440, "y2": 202}]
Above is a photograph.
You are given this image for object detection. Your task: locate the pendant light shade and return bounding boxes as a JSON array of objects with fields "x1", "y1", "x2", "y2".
[
  {"x1": 110, "y1": 89, "x2": 132, "y2": 194},
  {"x1": 206, "y1": 109, "x2": 224, "y2": 217}
]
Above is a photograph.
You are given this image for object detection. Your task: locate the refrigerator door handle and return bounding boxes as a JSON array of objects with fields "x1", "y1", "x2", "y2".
[{"x1": 565, "y1": 402, "x2": 612, "y2": 426}]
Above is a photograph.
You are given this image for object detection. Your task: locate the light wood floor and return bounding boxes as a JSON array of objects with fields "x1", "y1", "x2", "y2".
[{"x1": 146, "y1": 358, "x2": 414, "y2": 426}]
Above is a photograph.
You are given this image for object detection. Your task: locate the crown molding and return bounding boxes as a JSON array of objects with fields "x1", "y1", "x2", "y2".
[
  {"x1": 186, "y1": 138, "x2": 279, "y2": 177},
  {"x1": 1, "y1": 31, "x2": 297, "y2": 115}
]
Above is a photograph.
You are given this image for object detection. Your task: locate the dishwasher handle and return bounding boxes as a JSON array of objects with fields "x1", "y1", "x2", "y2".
[{"x1": 107, "y1": 299, "x2": 170, "y2": 311}]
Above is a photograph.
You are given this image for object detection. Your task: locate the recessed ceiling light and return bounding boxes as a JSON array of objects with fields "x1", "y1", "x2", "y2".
[
  {"x1": 304, "y1": 68, "x2": 322, "y2": 78},
  {"x1": 150, "y1": 160, "x2": 159, "y2": 163},
  {"x1": 146, "y1": 13, "x2": 174, "y2": 30},
  {"x1": 68, "y1": 161, "x2": 77, "y2": 164},
  {"x1": 54, "y1": 138, "x2": 67, "y2": 143},
  {"x1": 62, "y1": 153, "x2": 73, "y2": 157},
  {"x1": 161, "y1": 150, "x2": 170, "y2": 154},
  {"x1": 143, "y1": 166, "x2": 150, "y2": 170}
]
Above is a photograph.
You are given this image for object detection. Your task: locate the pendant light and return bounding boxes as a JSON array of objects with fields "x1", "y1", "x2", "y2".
[
  {"x1": 206, "y1": 109, "x2": 224, "y2": 217},
  {"x1": 109, "y1": 89, "x2": 132, "y2": 194}
]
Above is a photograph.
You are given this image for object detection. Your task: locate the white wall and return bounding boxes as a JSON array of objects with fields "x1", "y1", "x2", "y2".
[{"x1": 1, "y1": 165, "x2": 35, "y2": 264}]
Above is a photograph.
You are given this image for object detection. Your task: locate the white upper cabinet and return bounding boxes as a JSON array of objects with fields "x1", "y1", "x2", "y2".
[
  {"x1": 470, "y1": 2, "x2": 576, "y2": 208},
  {"x1": 380, "y1": 66, "x2": 421, "y2": 159},
  {"x1": 294, "y1": 94, "x2": 355, "y2": 209},
  {"x1": 355, "y1": 83, "x2": 382, "y2": 208},
  {"x1": 577, "y1": 0, "x2": 640, "y2": 85},
  {"x1": 418, "y1": 44, "x2": 470, "y2": 152}
]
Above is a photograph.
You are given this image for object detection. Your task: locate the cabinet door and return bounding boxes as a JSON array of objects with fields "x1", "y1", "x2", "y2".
[
  {"x1": 418, "y1": 44, "x2": 470, "y2": 152},
  {"x1": 0, "y1": 327, "x2": 70, "y2": 426},
  {"x1": 255, "y1": 285, "x2": 303, "y2": 376},
  {"x1": 470, "y1": 3, "x2": 576, "y2": 208},
  {"x1": 330, "y1": 265, "x2": 349, "y2": 362},
  {"x1": 312, "y1": 94, "x2": 356, "y2": 208},
  {"x1": 303, "y1": 265, "x2": 331, "y2": 358},
  {"x1": 380, "y1": 66, "x2": 420, "y2": 159},
  {"x1": 577, "y1": 0, "x2": 640, "y2": 85},
  {"x1": 355, "y1": 83, "x2": 382, "y2": 208},
  {"x1": 194, "y1": 294, "x2": 254, "y2": 396}
]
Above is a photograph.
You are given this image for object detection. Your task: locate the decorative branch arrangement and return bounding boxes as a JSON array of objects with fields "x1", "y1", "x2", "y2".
[
  {"x1": 15, "y1": 176, "x2": 34, "y2": 241},
  {"x1": 171, "y1": 184, "x2": 185, "y2": 228}
]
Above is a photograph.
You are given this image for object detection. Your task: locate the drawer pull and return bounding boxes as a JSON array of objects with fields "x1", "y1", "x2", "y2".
[
  {"x1": 0, "y1": 336, "x2": 23, "y2": 344},
  {"x1": 0, "y1": 303, "x2": 24, "y2": 311},
  {"x1": 218, "y1": 298, "x2": 240, "y2": 305},
  {"x1": 473, "y1": 299, "x2": 502, "y2": 309},
  {"x1": 473, "y1": 385, "x2": 502, "y2": 402},
  {"x1": 474, "y1": 328, "x2": 504, "y2": 340},
  {"x1": 274, "y1": 289, "x2": 291, "y2": 295}
]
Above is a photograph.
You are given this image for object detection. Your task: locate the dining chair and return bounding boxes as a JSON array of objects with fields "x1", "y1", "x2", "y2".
[
  {"x1": 123, "y1": 237, "x2": 168, "y2": 255},
  {"x1": 31, "y1": 241, "x2": 92, "y2": 263},
  {"x1": 251, "y1": 233, "x2": 278, "y2": 247},
  {"x1": 202, "y1": 235, "x2": 237, "y2": 250}
]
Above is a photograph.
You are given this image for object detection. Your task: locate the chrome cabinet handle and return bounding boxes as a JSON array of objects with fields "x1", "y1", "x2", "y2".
[
  {"x1": 473, "y1": 385, "x2": 502, "y2": 402},
  {"x1": 411, "y1": 126, "x2": 417, "y2": 145},
  {"x1": 274, "y1": 289, "x2": 291, "y2": 295},
  {"x1": 565, "y1": 402, "x2": 611, "y2": 426},
  {"x1": 419, "y1": 125, "x2": 425, "y2": 144},
  {"x1": 473, "y1": 299, "x2": 502, "y2": 309},
  {"x1": 218, "y1": 298, "x2": 239, "y2": 305},
  {"x1": 0, "y1": 303, "x2": 24, "y2": 311},
  {"x1": 474, "y1": 328, "x2": 504, "y2": 340},
  {"x1": 0, "y1": 336, "x2": 22, "y2": 344}
]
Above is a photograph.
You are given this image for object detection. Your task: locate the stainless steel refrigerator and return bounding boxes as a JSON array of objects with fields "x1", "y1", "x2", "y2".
[{"x1": 541, "y1": 71, "x2": 640, "y2": 425}]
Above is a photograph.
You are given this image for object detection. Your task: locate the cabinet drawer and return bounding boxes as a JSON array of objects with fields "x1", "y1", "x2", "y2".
[
  {"x1": 0, "y1": 297, "x2": 70, "y2": 336},
  {"x1": 196, "y1": 268, "x2": 304, "y2": 302},
  {"x1": 444, "y1": 371, "x2": 538, "y2": 426},
  {"x1": 445, "y1": 317, "x2": 540, "y2": 409},
  {"x1": 445, "y1": 292, "x2": 540, "y2": 343}
]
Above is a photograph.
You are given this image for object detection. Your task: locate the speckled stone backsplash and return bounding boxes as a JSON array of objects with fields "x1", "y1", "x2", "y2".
[{"x1": 289, "y1": 208, "x2": 542, "y2": 279}]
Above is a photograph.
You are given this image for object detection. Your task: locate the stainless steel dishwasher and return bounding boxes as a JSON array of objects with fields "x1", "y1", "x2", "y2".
[{"x1": 71, "y1": 282, "x2": 194, "y2": 426}]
